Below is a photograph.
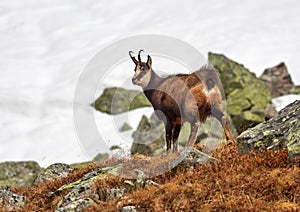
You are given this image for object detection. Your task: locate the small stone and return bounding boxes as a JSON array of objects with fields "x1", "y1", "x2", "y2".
[
  {"x1": 121, "y1": 205, "x2": 138, "y2": 212},
  {"x1": 171, "y1": 147, "x2": 217, "y2": 169}
]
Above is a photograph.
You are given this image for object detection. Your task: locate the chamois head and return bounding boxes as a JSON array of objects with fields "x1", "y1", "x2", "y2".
[{"x1": 129, "y1": 49, "x2": 152, "y2": 88}]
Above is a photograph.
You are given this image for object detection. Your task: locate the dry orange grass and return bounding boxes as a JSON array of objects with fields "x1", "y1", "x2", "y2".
[{"x1": 88, "y1": 141, "x2": 300, "y2": 211}]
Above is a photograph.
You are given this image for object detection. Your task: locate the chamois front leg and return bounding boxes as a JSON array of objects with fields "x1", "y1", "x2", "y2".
[{"x1": 164, "y1": 121, "x2": 173, "y2": 152}]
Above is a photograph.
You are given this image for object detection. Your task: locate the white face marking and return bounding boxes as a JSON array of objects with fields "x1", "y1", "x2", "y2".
[{"x1": 132, "y1": 69, "x2": 152, "y2": 88}]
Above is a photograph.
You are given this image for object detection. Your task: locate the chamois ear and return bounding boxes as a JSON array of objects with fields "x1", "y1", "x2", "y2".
[
  {"x1": 129, "y1": 51, "x2": 138, "y2": 65},
  {"x1": 147, "y1": 55, "x2": 152, "y2": 68}
]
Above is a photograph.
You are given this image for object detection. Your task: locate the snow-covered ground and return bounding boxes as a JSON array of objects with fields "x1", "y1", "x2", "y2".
[{"x1": 0, "y1": 0, "x2": 299, "y2": 166}]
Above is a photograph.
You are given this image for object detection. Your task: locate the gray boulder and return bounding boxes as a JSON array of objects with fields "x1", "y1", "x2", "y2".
[
  {"x1": 208, "y1": 52, "x2": 272, "y2": 133},
  {"x1": 260, "y1": 62, "x2": 294, "y2": 98},
  {"x1": 237, "y1": 100, "x2": 300, "y2": 161},
  {"x1": 0, "y1": 161, "x2": 41, "y2": 187},
  {"x1": 171, "y1": 147, "x2": 217, "y2": 169},
  {"x1": 33, "y1": 163, "x2": 74, "y2": 185},
  {"x1": 131, "y1": 114, "x2": 166, "y2": 155},
  {"x1": 92, "y1": 87, "x2": 151, "y2": 114}
]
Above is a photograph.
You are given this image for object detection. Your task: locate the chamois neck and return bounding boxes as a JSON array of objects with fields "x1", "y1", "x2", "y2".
[{"x1": 144, "y1": 69, "x2": 163, "y2": 90}]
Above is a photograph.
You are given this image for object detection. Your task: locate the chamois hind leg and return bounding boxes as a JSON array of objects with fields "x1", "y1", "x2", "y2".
[
  {"x1": 172, "y1": 123, "x2": 181, "y2": 153},
  {"x1": 211, "y1": 108, "x2": 232, "y2": 141},
  {"x1": 187, "y1": 122, "x2": 199, "y2": 147}
]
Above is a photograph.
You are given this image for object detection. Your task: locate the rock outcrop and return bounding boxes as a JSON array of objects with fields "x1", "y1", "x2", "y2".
[
  {"x1": 33, "y1": 163, "x2": 74, "y2": 185},
  {"x1": 92, "y1": 87, "x2": 151, "y2": 114},
  {"x1": 0, "y1": 161, "x2": 41, "y2": 187},
  {"x1": 0, "y1": 147, "x2": 219, "y2": 211},
  {"x1": 131, "y1": 114, "x2": 166, "y2": 155},
  {"x1": 260, "y1": 62, "x2": 294, "y2": 98},
  {"x1": 208, "y1": 52, "x2": 272, "y2": 133},
  {"x1": 237, "y1": 100, "x2": 300, "y2": 161}
]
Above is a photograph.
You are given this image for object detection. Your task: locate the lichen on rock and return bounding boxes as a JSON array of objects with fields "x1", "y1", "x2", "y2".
[
  {"x1": 0, "y1": 161, "x2": 42, "y2": 187},
  {"x1": 33, "y1": 163, "x2": 74, "y2": 185},
  {"x1": 237, "y1": 100, "x2": 300, "y2": 161},
  {"x1": 0, "y1": 187, "x2": 26, "y2": 211}
]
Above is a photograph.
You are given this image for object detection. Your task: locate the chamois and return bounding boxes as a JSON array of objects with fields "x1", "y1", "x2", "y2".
[{"x1": 129, "y1": 50, "x2": 232, "y2": 152}]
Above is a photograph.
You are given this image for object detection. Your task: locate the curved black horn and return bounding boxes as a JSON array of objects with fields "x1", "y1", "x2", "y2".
[
  {"x1": 138, "y1": 49, "x2": 144, "y2": 62},
  {"x1": 129, "y1": 51, "x2": 138, "y2": 64}
]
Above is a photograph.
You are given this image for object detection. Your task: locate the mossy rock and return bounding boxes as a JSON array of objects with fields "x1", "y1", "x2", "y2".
[
  {"x1": 232, "y1": 109, "x2": 266, "y2": 133},
  {"x1": 237, "y1": 100, "x2": 300, "y2": 161},
  {"x1": 120, "y1": 123, "x2": 133, "y2": 132},
  {"x1": 208, "y1": 52, "x2": 272, "y2": 133},
  {"x1": 54, "y1": 164, "x2": 124, "y2": 209},
  {"x1": 131, "y1": 114, "x2": 165, "y2": 155},
  {"x1": 33, "y1": 163, "x2": 74, "y2": 185},
  {"x1": 92, "y1": 87, "x2": 151, "y2": 114},
  {"x1": 0, "y1": 161, "x2": 42, "y2": 187},
  {"x1": 92, "y1": 153, "x2": 110, "y2": 162}
]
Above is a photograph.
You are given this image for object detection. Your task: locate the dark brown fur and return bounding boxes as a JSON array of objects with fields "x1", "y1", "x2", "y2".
[{"x1": 130, "y1": 50, "x2": 232, "y2": 152}]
